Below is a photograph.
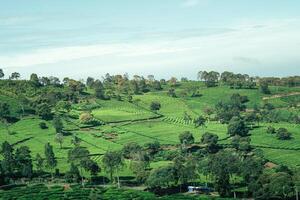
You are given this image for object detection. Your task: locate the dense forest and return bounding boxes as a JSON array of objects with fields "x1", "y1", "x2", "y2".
[{"x1": 0, "y1": 68, "x2": 300, "y2": 199}]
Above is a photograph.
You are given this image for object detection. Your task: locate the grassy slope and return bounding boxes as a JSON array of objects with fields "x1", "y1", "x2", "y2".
[{"x1": 2, "y1": 83, "x2": 300, "y2": 174}]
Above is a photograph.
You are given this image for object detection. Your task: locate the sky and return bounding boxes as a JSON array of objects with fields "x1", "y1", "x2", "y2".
[{"x1": 0, "y1": 0, "x2": 300, "y2": 80}]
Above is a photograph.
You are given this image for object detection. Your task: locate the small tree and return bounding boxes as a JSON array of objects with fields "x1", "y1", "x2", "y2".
[
  {"x1": 36, "y1": 103, "x2": 52, "y2": 120},
  {"x1": 144, "y1": 141, "x2": 160, "y2": 156},
  {"x1": 194, "y1": 116, "x2": 206, "y2": 128},
  {"x1": 267, "y1": 126, "x2": 276, "y2": 134},
  {"x1": 146, "y1": 166, "x2": 175, "y2": 188},
  {"x1": 201, "y1": 132, "x2": 219, "y2": 153},
  {"x1": 122, "y1": 142, "x2": 142, "y2": 159},
  {"x1": 276, "y1": 128, "x2": 292, "y2": 140},
  {"x1": 55, "y1": 133, "x2": 64, "y2": 149},
  {"x1": 9, "y1": 72, "x2": 20, "y2": 80},
  {"x1": 167, "y1": 88, "x2": 176, "y2": 97},
  {"x1": 179, "y1": 131, "x2": 194, "y2": 145},
  {"x1": 71, "y1": 135, "x2": 81, "y2": 147},
  {"x1": 260, "y1": 82, "x2": 271, "y2": 94},
  {"x1": 35, "y1": 153, "x2": 44, "y2": 173},
  {"x1": 150, "y1": 101, "x2": 161, "y2": 112},
  {"x1": 53, "y1": 115, "x2": 63, "y2": 133},
  {"x1": 227, "y1": 116, "x2": 248, "y2": 137}
]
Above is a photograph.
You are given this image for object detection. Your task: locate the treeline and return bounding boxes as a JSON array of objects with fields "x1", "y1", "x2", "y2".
[{"x1": 197, "y1": 70, "x2": 300, "y2": 88}]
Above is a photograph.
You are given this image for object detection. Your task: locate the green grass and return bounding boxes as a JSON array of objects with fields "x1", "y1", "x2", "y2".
[
  {"x1": 92, "y1": 99, "x2": 157, "y2": 122},
  {"x1": 248, "y1": 123, "x2": 300, "y2": 167},
  {"x1": 116, "y1": 121, "x2": 228, "y2": 145}
]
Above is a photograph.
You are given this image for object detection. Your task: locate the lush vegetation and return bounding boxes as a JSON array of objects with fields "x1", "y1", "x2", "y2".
[{"x1": 0, "y1": 69, "x2": 300, "y2": 199}]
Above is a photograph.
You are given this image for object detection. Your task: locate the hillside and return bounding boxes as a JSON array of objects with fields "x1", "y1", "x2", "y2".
[{"x1": 0, "y1": 72, "x2": 300, "y2": 199}]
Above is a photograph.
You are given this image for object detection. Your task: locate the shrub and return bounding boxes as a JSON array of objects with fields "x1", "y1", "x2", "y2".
[
  {"x1": 39, "y1": 122, "x2": 48, "y2": 129},
  {"x1": 266, "y1": 126, "x2": 275, "y2": 134},
  {"x1": 150, "y1": 101, "x2": 161, "y2": 112},
  {"x1": 276, "y1": 128, "x2": 292, "y2": 140}
]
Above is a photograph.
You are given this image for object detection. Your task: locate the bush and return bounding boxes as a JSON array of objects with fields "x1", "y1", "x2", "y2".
[
  {"x1": 39, "y1": 122, "x2": 48, "y2": 129},
  {"x1": 150, "y1": 101, "x2": 161, "y2": 112},
  {"x1": 276, "y1": 128, "x2": 292, "y2": 140},
  {"x1": 266, "y1": 126, "x2": 275, "y2": 134}
]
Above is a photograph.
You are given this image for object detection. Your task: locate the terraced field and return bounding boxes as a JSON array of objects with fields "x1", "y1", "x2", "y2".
[
  {"x1": 2, "y1": 84, "x2": 300, "y2": 175},
  {"x1": 92, "y1": 99, "x2": 158, "y2": 122}
]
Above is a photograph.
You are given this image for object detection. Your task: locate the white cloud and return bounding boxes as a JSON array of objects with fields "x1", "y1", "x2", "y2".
[
  {"x1": 182, "y1": 0, "x2": 200, "y2": 7},
  {"x1": 1, "y1": 19, "x2": 300, "y2": 78}
]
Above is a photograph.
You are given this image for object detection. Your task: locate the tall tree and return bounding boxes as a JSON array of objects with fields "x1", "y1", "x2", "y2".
[
  {"x1": 102, "y1": 150, "x2": 124, "y2": 187},
  {"x1": 30, "y1": 73, "x2": 40, "y2": 87},
  {"x1": 0, "y1": 141, "x2": 15, "y2": 177},
  {"x1": 0, "y1": 68, "x2": 4, "y2": 79},
  {"x1": 53, "y1": 115, "x2": 63, "y2": 133},
  {"x1": 35, "y1": 153, "x2": 44, "y2": 173},
  {"x1": 15, "y1": 146, "x2": 33, "y2": 178},
  {"x1": 44, "y1": 143, "x2": 57, "y2": 178}
]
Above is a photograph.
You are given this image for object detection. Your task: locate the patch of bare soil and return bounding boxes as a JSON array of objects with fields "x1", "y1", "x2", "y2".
[{"x1": 262, "y1": 92, "x2": 300, "y2": 100}]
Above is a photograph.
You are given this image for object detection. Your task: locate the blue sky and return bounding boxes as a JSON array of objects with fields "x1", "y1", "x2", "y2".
[{"x1": 0, "y1": 0, "x2": 300, "y2": 79}]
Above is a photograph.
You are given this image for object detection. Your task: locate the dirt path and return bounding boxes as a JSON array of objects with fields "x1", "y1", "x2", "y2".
[{"x1": 262, "y1": 92, "x2": 300, "y2": 100}]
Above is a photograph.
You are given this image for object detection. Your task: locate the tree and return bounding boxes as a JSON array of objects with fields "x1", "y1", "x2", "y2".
[
  {"x1": 198, "y1": 71, "x2": 220, "y2": 87},
  {"x1": 227, "y1": 116, "x2": 249, "y2": 137},
  {"x1": 194, "y1": 116, "x2": 206, "y2": 128},
  {"x1": 71, "y1": 135, "x2": 81, "y2": 147},
  {"x1": 251, "y1": 172, "x2": 294, "y2": 199},
  {"x1": 183, "y1": 111, "x2": 192, "y2": 123},
  {"x1": 146, "y1": 166, "x2": 175, "y2": 188},
  {"x1": 36, "y1": 103, "x2": 52, "y2": 120},
  {"x1": 240, "y1": 156, "x2": 264, "y2": 183},
  {"x1": 94, "y1": 81, "x2": 105, "y2": 99},
  {"x1": 0, "y1": 103, "x2": 10, "y2": 133},
  {"x1": 215, "y1": 94, "x2": 248, "y2": 123},
  {"x1": 35, "y1": 153, "x2": 44, "y2": 173},
  {"x1": 167, "y1": 88, "x2": 176, "y2": 97},
  {"x1": 0, "y1": 68, "x2": 4, "y2": 79},
  {"x1": 53, "y1": 115, "x2": 63, "y2": 133},
  {"x1": 55, "y1": 133, "x2": 64, "y2": 149},
  {"x1": 150, "y1": 101, "x2": 161, "y2": 112},
  {"x1": 82, "y1": 159, "x2": 101, "y2": 177},
  {"x1": 67, "y1": 146, "x2": 100, "y2": 183},
  {"x1": 153, "y1": 80, "x2": 162, "y2": 90},
  {"x1": 276, "y1": 128, "x2": 292, "y2": 140},
  {"x1": 0, "y1": 102, "x2": 10, "y2": 119},
  {"x1": 15, "y1": 146, "x2": 33, "y2": 178},
  {"x1": 173, "y1": 155, "x2": 198, "y2": 187},
  {"x1": 30, "y1": 73, "x2": 40, "y2": 87},
  {"x1": 130, "y1": 150, "x2": 150, "y2": 184},
  {"x1": 208, "y1": 150, "x2": 240, "y2": 197},
  {"x1": 231, "y1": 135, "x2": 251, "y2": 152},
  {"x1": 102, "y1": 150, "x2": 124, "y2": 187},
  {"x1": 144, "y1": 141, "x2": 160, "y2": 156},
  {"x1": 122, "y1": 142, "x2": 142, "y2": 159},
  {"x1": 260, "y1": 81, "x2": 271, "y2": 94},
  {"x1": 201, "y1": 132, "x2": 219, "y2": 153},
  {"x1": 267, "y1": 126, "x2": 276, "y2": 134},
  {"x1": 179, "y1": 131, "x2": 194, "y2": 145},
  {"x1": 44, "y1": 143, "x2": 57, "y2": 178},
  {"x1": 86, "y1": 77, "x2": 95, "y2": 88},
  {"x1": 203, "y1": 107, "x2": 214, "y2": 121},
  {"x1": 65, "y1": 163, "x2": 81, "y2": 183},
  {"x1": 10, "y1": 72, "x2": 20, "y2": 80},
  {"x1": 0, "y1": 141, "x2": 15, "y2": 177}
]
